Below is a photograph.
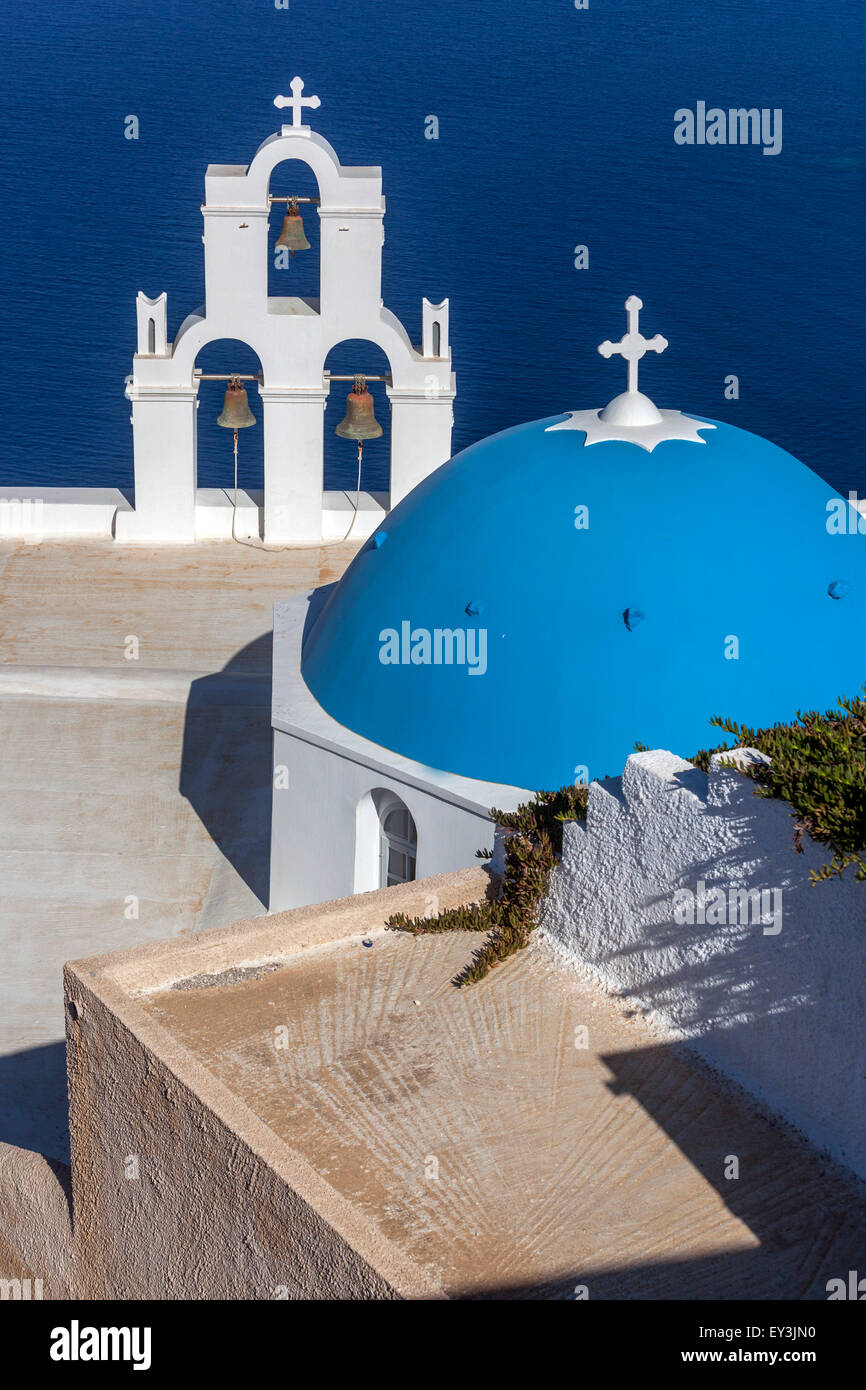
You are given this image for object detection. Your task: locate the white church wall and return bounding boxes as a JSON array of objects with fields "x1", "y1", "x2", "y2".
[
  {"x1": 117, "y1": 389, "x2": 199, "y2": 542},
  {"x1": 540, "y1": 748, "x2": 866, "y2": 1179},
  {"x1": 269, "y1": 592, "x2": 528, "y2": 912},
  {"x1": 270, "y1": 728, "x2": 494, "y2": 910},
  {"x1": 259, "y1": 386, "x2": 328, "y2": 544},
  {"x1": 421, "y1": 298, "x2": 449, "y2": 360},
  {"x1": 135, "y1": 292, "x2": 168, "y2": 357},
  {"x1": 388, "y1": 386, "x2": 456, "y2": 506}
]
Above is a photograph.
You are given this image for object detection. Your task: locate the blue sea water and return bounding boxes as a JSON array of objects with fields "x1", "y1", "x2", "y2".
[{"x1": 0, "y1": 0, "x2": 864, "y2": 497}]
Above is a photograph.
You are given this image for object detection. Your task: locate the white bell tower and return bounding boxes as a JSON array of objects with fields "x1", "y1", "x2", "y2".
[{"x1": 119, "y1": 80, "x2": 456, "y2": 543}]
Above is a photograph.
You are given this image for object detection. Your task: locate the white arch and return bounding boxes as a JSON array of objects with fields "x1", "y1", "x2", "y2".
[
  {"x1": 172, "y1": 319, "x2": 271, "y2": 388},
  {"x1": 244, "y1": 130, "x2": 383, "y2": 214},
  {"x1": 354, "y1": 787, "x2": 418, "y2": 894}
]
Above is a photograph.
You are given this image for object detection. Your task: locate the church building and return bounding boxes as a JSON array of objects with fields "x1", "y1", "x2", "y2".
[
  {"x1": 121, "y1": 77, "x2": 866, "y2": 914},
  {"x1": 270, "y1": 293, "x2": 866, "y2": 909}
]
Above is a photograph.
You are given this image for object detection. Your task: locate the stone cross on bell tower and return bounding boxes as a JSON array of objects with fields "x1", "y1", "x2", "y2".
[{"x1": 274, "y1": 77, "x2": 321, "y2": 132}]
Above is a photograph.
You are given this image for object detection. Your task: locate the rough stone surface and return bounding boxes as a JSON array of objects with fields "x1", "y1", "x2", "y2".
[
  {"x1": 0, "y1": 536, "x2": 358, "y2": 1164},
  {"x1": 0, "y1": 1141, "x2": 74, "y2": 1298},
  {"x1": 65, "y1": 871, "x2": 491, "y2": 1300}
]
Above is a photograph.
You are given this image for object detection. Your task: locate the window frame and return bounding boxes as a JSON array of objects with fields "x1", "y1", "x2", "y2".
[{"x1": 379, "y1": 799, "x2": 418, "y2": 889}]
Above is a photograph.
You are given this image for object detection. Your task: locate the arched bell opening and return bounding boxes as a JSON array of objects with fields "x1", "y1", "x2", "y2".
[
  {"x1": 193, "y1": 339, "x2": 264, "y2": 493},
  {"x1": 323, "y1": 339, "x2": 392, "y2": 496},
  {"x1": 266, "y1": 159, "x2": 322, "y2": 307}
]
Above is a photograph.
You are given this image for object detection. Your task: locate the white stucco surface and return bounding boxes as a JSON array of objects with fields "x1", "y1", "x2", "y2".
[
  {"x1": 541, "y1": 749, "x2": 865, "y2": 1178},
  {"x1": 193, "y1": 488, "x2": 386, "y2": 542},
  {"x1": 0, "y1": 489, "x2": 130, "y2": 540},
  {"x1": 270, "y1": 594, "x2": 530, "y2": 909}
]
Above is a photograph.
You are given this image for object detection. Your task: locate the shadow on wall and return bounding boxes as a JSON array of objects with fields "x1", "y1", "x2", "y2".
[
  {"x1": 0, "y1": 1040, "x2": 70, "y2": 1166},
  {"x1": 542, "y1": 753, "x2": 866, "y2": 1177},
  {"x1": 179, "y1": 632, "x2": 274, "y2": 911},
  {"x1": 590, "y1": 762, "x2": 825, "y2": 1034},
  {"x1": 602, "y1": 850, "x2": 814, "y2": 1037}
]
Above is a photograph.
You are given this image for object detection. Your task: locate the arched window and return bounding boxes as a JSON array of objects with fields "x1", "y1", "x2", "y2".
[
  {"x1": 432, "y1": 320, "x2": 441, "y2": 357},
  {"x1": 147, "y1": 318, "x2": 156, "y2": 354},
  {"x1": 380, "y1": 801, "x2": 417, "y2": 888}
]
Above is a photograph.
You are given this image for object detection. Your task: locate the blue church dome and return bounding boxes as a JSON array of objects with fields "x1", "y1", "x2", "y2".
[{"x1": 302, "y1": 303, "x2": 866, "y2": 791}]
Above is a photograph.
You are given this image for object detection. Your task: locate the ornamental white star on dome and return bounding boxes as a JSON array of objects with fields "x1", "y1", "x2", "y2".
[{"x1": 546, "y1": 295, "x2": 716, "y2": 453}]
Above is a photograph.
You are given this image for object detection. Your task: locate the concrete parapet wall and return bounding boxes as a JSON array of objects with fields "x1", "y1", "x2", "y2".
[
  {"x1": 0, "y1": 490, "x2": 129, "y2": 540},
  {"x1": 541, "y1": 749, "x2": 865, "y2": 1178},
  {"x1": 64, "y1": 867, "x2": 491, "y2": 1299},
  {"x1": 0, "y1": 488, "x2": 388, "y2": 544}
]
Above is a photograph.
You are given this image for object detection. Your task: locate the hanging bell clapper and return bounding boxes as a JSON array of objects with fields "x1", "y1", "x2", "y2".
[{"x1": 333, "y1": 376, "x2": 382, "y2": 544}]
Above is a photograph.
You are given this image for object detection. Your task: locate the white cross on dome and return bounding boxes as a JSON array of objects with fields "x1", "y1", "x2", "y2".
[
  {"x1": 545, "y1": 293, "x2": 716, "y2": 450},
  {"x1": 598, "y1": 295, "x2": 668, "y2": 397}
]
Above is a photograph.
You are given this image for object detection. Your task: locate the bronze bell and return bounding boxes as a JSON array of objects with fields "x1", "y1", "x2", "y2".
[
  {"x1": 217, "y1": 375, "x2": 256, "y2": 429},
  {"x1": 336, "y1": 375, "x2": 383, "y2": 441},
  {"x1": 275, "y1": 200, "x2": 311, "y2": 254}
]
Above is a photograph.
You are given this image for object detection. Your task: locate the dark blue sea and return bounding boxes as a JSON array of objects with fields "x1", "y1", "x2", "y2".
[{"x1": 1, "y1": 0, "x2": 864, "y2": 496}]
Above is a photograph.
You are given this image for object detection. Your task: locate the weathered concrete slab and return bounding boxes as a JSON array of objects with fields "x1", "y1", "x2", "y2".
[
  {"x1": 61, "y1": 875, "x2": 866, "y2": 1300},
  {"x1": 0, "y1": 536, "x2": 354, "y2": 671},
  {"x1": 0, "y1": 537, "x2": 359, "y2": 1162},
  {"x1": 138, "y1": 927, "x2": 866, "y2": 1299}
]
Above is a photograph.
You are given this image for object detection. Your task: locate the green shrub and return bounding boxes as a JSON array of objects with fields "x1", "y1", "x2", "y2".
[
  {"x1": 691, "y1": 691, "x2": 866, "y2": 883},
  {"x1": 386, "y1": 784, "x2": 588, "y2": 985}
]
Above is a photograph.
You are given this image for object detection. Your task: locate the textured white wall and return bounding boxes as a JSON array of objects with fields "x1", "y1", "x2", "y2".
[
  {"x1": 0, "y1": 490, "x2": 129, "y2": 539},
  {"x1": 541, "y1": 748, "x2": 866, "y2": 1178}
]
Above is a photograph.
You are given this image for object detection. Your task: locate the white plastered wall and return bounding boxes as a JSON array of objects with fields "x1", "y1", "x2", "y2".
[
  {"x1": 268, "y1": 593, "x2": 529, "y2": 912},
  {"x1": 271, "y1": 729, "x2": 495, "y2": 910},
  {"x1": 540, "y1": 748, "x2": 866, "y2": 1179}
]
